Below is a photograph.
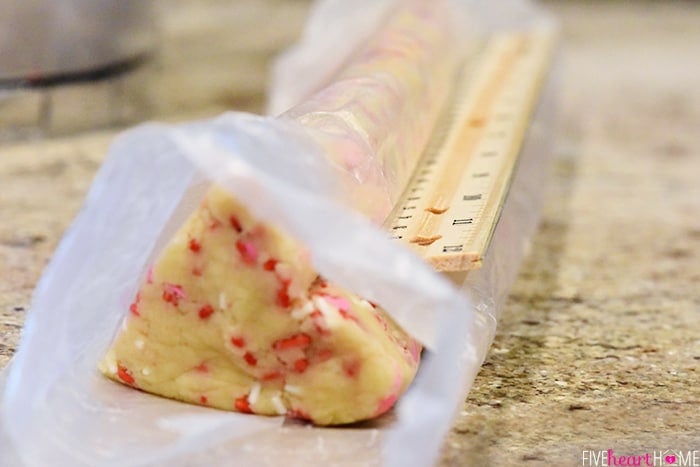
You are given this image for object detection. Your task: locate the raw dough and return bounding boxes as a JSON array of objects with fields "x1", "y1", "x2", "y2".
[{"x1": 100, "y1": 186, "x2": 420, "y2": 425}]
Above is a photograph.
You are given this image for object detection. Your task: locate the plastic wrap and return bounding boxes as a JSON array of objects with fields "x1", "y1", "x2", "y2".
[
  {"x1": 0, "y1": 0, "x2": 557, "y2": 465},
  {"x1": 282, "y1": 0, "x2": 458, "y2": 221}
]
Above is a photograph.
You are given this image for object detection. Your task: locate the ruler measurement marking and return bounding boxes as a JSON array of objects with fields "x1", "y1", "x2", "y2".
[
  {"x1": 401, "y1": 37, "x2": 525, "y2": 250},
  {"x1": 452, "y1": 218, "x2": 474, "y2": 225},
  {"x1": 385, "y1": 31, "x2": 554, "y2": 271},
  {"x1": 451, "y1": 33, "x2": 552, "y2": 268}
]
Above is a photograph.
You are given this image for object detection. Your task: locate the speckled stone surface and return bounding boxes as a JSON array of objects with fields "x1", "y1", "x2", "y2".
[
  {"x1": 440, "y1": 2, "x2": 700, "y2": 464},
  {"x1": 0, "y1": 1, "x2": 698, "y2": 465},
  {"x1": 0, "y1": 134, "x2": 114, "y2": 367}
]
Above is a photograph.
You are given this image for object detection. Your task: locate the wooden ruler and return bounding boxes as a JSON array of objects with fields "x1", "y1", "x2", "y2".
[{"x1": 384, "y1": 31, "x2": 556, "y2": 272}]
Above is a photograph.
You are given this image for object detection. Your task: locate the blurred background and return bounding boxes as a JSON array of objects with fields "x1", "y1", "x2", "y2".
[
  {"x1": 0, "y1": 0, "x2": 312, "y2": 139},
  {"x1": 1, "y1": 0, "x2": 698, "y2": 139},
  {"x1": 1, "y1": 1, "x2": 698, "y2": 464}
]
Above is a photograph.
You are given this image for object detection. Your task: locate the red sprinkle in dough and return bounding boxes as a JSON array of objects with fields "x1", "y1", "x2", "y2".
[
  {"x1": 162, "y1": 283, "x2": 184, "y2": 306},
  {"x1": 273, "y1": 333, "x2": 312, "y2": 351},
  {"x1": 287, "y1": 408, "x2": 311, "y2": 421},
  {"x1": 229, "y1": 215, "x2": 243, "y2": 233},
  {"x1": 243, "y1": 352, "x2": 257, "y2": 366},
  {"x1": 195, "y1": 362, "x2": 209, "y2": 373},
  {"x1": 294, "y1": 358, "x2": 309, "y2": 373},
  {"x1": 235, "y1": 395, "x2": 252, "y2": 413},
  {"x1": 343, "y1": 360, "x2": 361, "y2": 378},
  {"x1": 200, "y1": 395, "x2": 208, "y2": 404},
  {"x1": 261, "y1": 371, "x2": 283, "y2": 381},
  {"x1": 236, "y1": 240, "x2": 258, "y2": 265},
  {"x1": 317, "y1": 349, "x2": 333, "y2": 361},
  {"x1": 263, "y1": 259, "x2": 278, "y2": 271},
  {"x1": 192, "y1": 267, "x2": 203, "y2": 276},
  {"x1": 322, "y1": 295, "x2": 351, "y2": 313},
  {"x1": 188, "y1": 238, "x2": 201, "y2": 253},
  {"x1": 162, "y1": 291, "x2": 176, "y2": 305},
  {"x1": 198, "y1": 304, "x2": 214, "y2": 320},
  {"x1": 117, "y1": 364, "x2": 135, "y2": 385},
  {"x1": 129, "y1": 294, "x2": 141, "y2": 317},
  {"x1": 277, "y1": 288, "x2": 291, "y2": 308},
  {"x1": 231, "y1": 336, "x2": 245, "y2": 348},
  {"x1": 276, "y1": 279, "x2": 292, "y2": 308}
]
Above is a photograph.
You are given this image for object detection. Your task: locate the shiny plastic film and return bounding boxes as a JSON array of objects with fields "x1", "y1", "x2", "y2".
[{"x1": 0, "y1": 0, "x2": 558, "y2": 466}]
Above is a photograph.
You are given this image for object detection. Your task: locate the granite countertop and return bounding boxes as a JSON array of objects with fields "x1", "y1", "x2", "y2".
[{"x1": 1, "y1": 1, "x2": 698, "y2": 465}]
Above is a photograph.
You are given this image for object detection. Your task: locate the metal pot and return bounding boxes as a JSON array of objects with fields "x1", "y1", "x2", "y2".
[{"x1": 0, "y1": 0, "x2": 154, "y2": 83}]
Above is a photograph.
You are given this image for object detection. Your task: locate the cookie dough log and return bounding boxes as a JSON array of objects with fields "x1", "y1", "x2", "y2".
[
  {"x1": 99, "y1": 186, "x2": 421, "y2": 425},
  {"x1": 283, "y1": 0, "x2": 457, "y2": 223}
]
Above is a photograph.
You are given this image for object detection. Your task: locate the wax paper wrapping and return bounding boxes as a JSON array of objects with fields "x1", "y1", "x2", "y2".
[{"x1": 0, "y1": 0, "x2": 557, "y2": 465}]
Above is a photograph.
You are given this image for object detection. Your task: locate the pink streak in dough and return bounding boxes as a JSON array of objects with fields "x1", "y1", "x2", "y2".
[
  {"x1": 283, "y1": 0, "x2": 457, "y2": 223},
  {"x1": 375, "y1": 367, "x2": 404, "y2": 417},
  {"x1": 322, "y1": 295, "x2": 351, "y2": 313}
]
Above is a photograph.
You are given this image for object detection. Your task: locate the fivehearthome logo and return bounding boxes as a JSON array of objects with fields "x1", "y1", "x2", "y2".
[{"x1": 582, "y1": 450, "x2": 699, "y2": 466}]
